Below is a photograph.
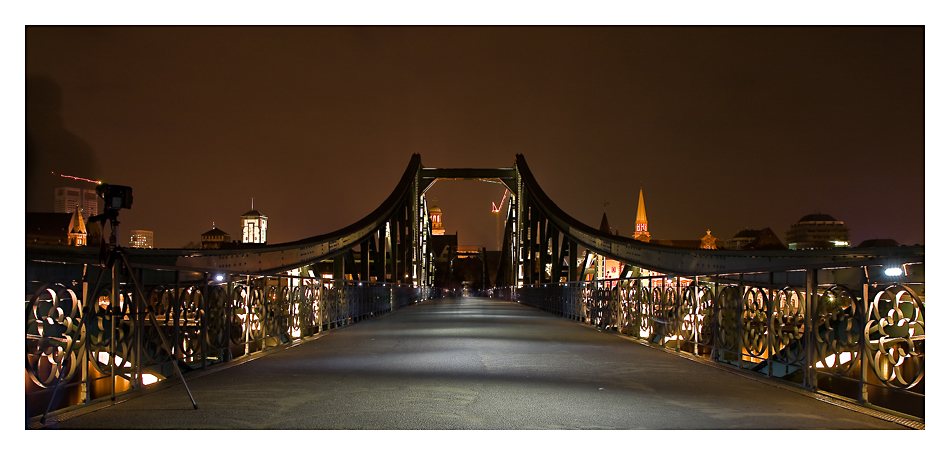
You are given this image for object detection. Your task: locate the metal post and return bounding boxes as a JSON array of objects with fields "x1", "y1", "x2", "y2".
[
  {"x1": 737, "y1": 274, "x2": 744, "y2": 370},
  {"x1": 676, "y1": 276, "x2": 681, "y2": 352},
  {"x1": 318, "y1": 279, "x2": 325, "y2": 334},
  {"x1": 712, "y1": 275, "x2": 719, "y2": 362},
  {"x1": 390, "y1": 217, "x2": 398, "y2": 284},
  {"x1": 244, "y1": 275, "x2": 251, "y2": 356},
  {"x1": 647, "y1": 275, "x2": 653, "y2": 338},
  {"x1": 804, "y1": 268, "x2": 817, "y2": 391},
  {"x1": 202, "y1": 272, "x2": 209, "y2": 369},
  {"x1": 81, "y1": 265, "x2": 91, "y2": 404},
  {"x1": 135, "y1": 267, "x2": 144, "y2": 389},
  {"x1": 361, "y1": 240, "x2": 370, "y2": 282},
  {"x1": 263, "y1": 275, "x2": 271, "y2": 339},
  {"x1": 767, "y1": 272, "x2": 774, "y2": 378},
  {"x1": 110, "y1": 259, "x2": 118, "y2": 401},
  {"x1": 860, "y1": 267, "x2": 869, "y2": 404},
  {"x1": 568, "y1": 240, "x2": 577, "y2": 282},
  {"x1": 225, "y1": 273, "x2": 233, "y2": 361},
  {"x1": 692, "y1": 276, "x2": 699, "y2": 356},
  {"x1": 538, "y1": 216, "x2": 547, "y2": 282}
]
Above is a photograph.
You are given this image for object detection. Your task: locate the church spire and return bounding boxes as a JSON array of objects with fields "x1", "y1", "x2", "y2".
[{"x1": 634, "y1": 188, "x2": 650, "y2": 242}]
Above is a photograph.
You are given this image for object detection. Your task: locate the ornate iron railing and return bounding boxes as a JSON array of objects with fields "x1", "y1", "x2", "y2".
[
  {"x1": 25, "y1": 259, "x2": 431, "y2": 421},
  {"x1": 514, "y1": 263, "x2": 924, "y2": 420}
]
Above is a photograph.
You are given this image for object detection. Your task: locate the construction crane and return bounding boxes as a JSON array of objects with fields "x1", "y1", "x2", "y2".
[
  {"x1": 491, "y1": 188, "x2": 509, "y2": 213},
  {"x1": 492, "y1": 189, "x2": 509, "y2": 250}
]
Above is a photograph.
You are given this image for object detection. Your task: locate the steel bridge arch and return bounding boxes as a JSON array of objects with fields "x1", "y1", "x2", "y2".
[{"x1": 28, "y1": 154, "x2": 924, "y2": 287}]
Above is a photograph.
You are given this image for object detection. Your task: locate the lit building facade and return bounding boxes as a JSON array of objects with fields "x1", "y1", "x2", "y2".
[
  {"x1": 67, "y1": 209, "x2": 87, "y2": 246},
  {"x1": 130, "y1": 230, "x2": 154, "y2": 248},
  {"x1": 786, "y1": 213, "x2": 850, "y2": 250},
  {"x1": 242, "y1": 208, "x2": 268, "y2": 244},
  {"x1": 55, "y1": 187, "x2": 97, "y2": 217},
  {"x1": 429, "y1": 206, "x2": 445, "y2": 235},
  {"x1": 700, "y1": 230, "x2": 717, "y2": 249}
]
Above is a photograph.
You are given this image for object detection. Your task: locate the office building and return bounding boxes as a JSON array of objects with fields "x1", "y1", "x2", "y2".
[{"x1": 130, "y1": 230, "x2": 154, "y2": 248}]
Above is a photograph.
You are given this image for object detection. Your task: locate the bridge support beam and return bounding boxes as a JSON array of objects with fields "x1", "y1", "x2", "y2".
[
  {"x1": 360, "y1": 240, "x2": 370, "y2": 282},
  {"x1": 538, "y1": 210, "x2": 550, "y2": 284},
  {"x1": 568, "y1": 240, "x2": 577, "y2": 282}
]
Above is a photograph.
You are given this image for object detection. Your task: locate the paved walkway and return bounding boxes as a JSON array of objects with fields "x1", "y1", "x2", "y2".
[{"x1": 50, "y1": 297, "x2": 907, "y2": 429}]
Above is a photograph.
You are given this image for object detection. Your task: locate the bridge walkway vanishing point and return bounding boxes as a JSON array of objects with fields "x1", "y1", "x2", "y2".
[{"x1": 45, "y1": 297, "x2": 908, "y2": 430}]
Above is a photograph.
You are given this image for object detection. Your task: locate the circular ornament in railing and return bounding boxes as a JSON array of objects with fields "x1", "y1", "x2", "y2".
[
  {"x1": 87, "y1": 284, "x2": 135, "y2": 375},
  {"x1": 771, "y1": 288, "x2": 806, "y2": 366},
  {"x1": 688, "y1": 285, "x2": 715, "y2": 347},
  {"x1": 716, "y1": 286, "x2": 743, "y2": 353},
  {"x1": 813, "y1": 285, "x2": 860, "y2": 375},
  {"x1": 26, "y1": 283, "x2": 85, "y2": 388},
  {"x1": 206, "y1": 285, "x2": 230, "y2": 351},
  {"x1": 741, "y1": 287, "x2": 770, "y2": 359},
  {"x1": 864, "y1": 284, "x2": 925, "y2": 389}
]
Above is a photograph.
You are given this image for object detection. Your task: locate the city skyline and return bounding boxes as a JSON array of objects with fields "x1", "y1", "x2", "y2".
[{"x1": 25, "y1": 26, "x2": 925, "y2": 249}]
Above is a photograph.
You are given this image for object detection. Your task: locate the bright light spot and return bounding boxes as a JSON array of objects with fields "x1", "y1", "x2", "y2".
[
  {"x1": 885, "y1": 267, "x2": 903, "y2": 277},
  {"x1": 817, "y1": 351, "x2": 852, "y2": 367},
  {"x1": 215, "y1": 274, "x2": 225, "y2": 282},
  {"x1": 142, "y1": 374, "x2": 160, "y2": 385},
  {"x1": 98, "y1": 352, "x2": 125, "y2": 364}
]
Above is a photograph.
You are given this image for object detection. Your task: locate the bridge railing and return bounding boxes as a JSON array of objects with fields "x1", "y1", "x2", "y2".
[
  {"x1": 25, "y1": 258, "x2": 432, "y2": 421},
  {"x1": 513, "y1": 263, "x2": 924, "y2": 421}
]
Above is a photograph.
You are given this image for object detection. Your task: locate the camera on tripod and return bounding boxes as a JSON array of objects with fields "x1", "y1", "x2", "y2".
[{"x1": 96, "y1": 183, "x2": 133, "y2": 210}]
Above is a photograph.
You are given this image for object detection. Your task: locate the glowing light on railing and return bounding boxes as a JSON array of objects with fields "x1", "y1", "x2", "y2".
[
  {"x1": 142, "y1": 374, "x2": 160, "y2": 385},
  {"x1": 98, "y1": 352, "x2": 125, "y2": 364},
  {"x1": 817, "y1": 351, "x2": 852, "y2": 368},
  {"x1": 885, "y1": 267, "x2": 903, "y2": 277},
  {"x1": 215, "y1": 274, "x2": 225, "y2": 282}
]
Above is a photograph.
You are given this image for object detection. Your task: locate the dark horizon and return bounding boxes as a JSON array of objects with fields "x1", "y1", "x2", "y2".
[{"x1": 25, "y1": 26, "x2": 925, "y2": 249}]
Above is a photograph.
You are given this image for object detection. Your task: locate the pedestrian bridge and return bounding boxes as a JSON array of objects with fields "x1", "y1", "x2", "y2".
[{"x1": 26, "y1": 154, "x2": 924, "y2": 428}]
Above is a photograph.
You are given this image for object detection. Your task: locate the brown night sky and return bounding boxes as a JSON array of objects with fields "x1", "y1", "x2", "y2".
[{"x1": 25, "y1": 26, "x2": 925, "y2": 249}]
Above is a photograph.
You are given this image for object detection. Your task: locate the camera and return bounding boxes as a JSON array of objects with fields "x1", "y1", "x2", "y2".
[{"x1": 96, "y1": 183, "x2": 133, "y2": 210}]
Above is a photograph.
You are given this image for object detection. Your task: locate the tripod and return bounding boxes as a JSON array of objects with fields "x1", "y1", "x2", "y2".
[{"x1": 40, "y1": 209, "x2": 197, "y2": 425}]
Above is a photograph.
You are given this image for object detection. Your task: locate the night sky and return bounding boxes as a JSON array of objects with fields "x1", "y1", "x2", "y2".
[{"x1": 25, "y1": 26, "x2": 925, "y2": 249}]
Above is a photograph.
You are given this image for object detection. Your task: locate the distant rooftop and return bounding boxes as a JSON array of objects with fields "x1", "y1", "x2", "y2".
[
  {"x1": 202, "y1": 227, "x2": 229, "y2": 237},
  {"x1": 798, "y1": 213, "x2": 837, "y2": 223}
]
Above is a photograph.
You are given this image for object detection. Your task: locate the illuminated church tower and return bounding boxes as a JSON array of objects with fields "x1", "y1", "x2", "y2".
[
  {"x1": 634, "y1": 188, "x2": 650, "y2": 242},
  {"x1": 429, "y1": 206, "x2": 445, "y2": 236},
  {"x1": 241, "y1": 199, "x2": 268, "y2": 244}
]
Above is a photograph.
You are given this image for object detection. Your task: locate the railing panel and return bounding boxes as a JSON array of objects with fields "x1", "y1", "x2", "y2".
[
  {"x1": 506, "y1": 262, "x2": 924, "y2": 421},
  {"x1": 26, "y1": 258, "x2": 430, "y2": 421}
]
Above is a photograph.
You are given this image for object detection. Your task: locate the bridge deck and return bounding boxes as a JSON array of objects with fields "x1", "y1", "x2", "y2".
[{"x1": 51, "y1": 298, "x2": 906, "y2": 429}]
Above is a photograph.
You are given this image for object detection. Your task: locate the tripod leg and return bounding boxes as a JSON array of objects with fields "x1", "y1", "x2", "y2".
[
  {"x1": 119, "y1": 254, "x2": 198, "y2": 409},
  {"x1": 39, "y1": 354, "x2": 65, "y2": 425}
]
